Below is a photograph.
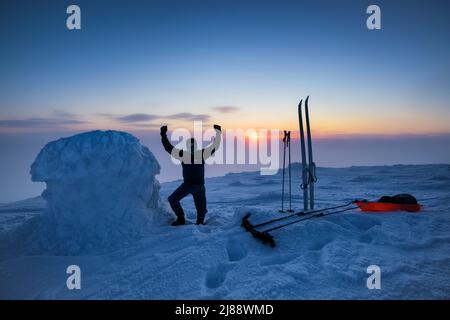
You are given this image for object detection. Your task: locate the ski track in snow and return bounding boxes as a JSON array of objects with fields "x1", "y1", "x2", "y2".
[{"x1": 1, "y1": 164, "x2": 450, "y2": 299}]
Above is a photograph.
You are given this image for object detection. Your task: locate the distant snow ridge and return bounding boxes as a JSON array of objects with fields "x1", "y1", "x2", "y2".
[{"x1": 15, "y1": 130, "x2": 164, "y2": 254}]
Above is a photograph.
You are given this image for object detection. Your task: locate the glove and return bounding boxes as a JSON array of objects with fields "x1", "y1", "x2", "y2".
[
  {"x1": 213, "y1": 124, "x2": 221, "y2": 131},
  {"x1": 160, "y1": 125, "x2": 168, "y2": 136}
]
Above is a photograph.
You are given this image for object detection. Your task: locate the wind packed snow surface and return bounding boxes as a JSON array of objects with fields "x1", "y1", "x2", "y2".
[
  {"x1": 1, "y1": 161, "x2": 450, "y2": 299},
  {"x1": 4, "y1": 130, "x2": 165, "y2": 255}
]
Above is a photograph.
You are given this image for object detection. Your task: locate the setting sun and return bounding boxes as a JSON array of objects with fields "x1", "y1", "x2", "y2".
[{"x1": 249, "y1": 131, "x2": 259, "y2": 141}]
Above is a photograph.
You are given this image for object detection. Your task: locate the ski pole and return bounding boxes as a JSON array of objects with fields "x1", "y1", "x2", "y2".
[
  {"x1": 287, "y1": 131, "x2": 293, "y2": 212},
  {"x1": 280, "y1": 130, "x2": 287, "y2": 212},
  {"x1": 252, "y1": 201, "x2": 355, "y2": 229},
  {"x1": 261, "y1": 205, "x2": 358, "y2": 233}
]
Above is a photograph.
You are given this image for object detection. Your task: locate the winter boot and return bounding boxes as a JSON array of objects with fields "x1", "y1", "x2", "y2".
[
  {"x1": 196, "y1": 215, "x2": 205, "y2": 225},
  {"x1": 171, "y1": 216, "x2": 186, "y2": 226}
]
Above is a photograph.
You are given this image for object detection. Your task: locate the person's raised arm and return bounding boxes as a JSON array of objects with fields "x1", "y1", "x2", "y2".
[
  {"x1": 160, "y1": 126, "x2": 183, "y2": 160},
  {"x1": 203, "y1": 124, "x2": 222, "y2": 160}
]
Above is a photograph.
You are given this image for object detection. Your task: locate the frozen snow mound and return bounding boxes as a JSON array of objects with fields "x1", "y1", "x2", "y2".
[{"x1": 13, "y1": 130, "x2": 164, "y2": 255}]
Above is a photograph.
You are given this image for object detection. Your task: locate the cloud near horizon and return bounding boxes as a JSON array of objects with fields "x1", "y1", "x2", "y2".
[
  {"x1": 116, "y1": 113, "x2": 159, "y2": 123},
  {"x1": 211, "y1": 106, "x2": 240, "y2": 113},
  {"x1": 52, "y1": 110, "x2": 79, "y2": 119},
  {"x1": 165, "y1": 112, "x2": 210, "y2": 122},
  {"x1": 110, "y1": 112, "x2": 211, "y2": 123},
  {"x1": 0, "y1": 111, "x2": 212, "y2": 131},
  {"x1": 0, "y1": 118, "x2": 87, "y2": 128}
]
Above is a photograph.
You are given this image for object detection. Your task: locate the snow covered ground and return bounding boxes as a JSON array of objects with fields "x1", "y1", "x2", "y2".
[{"x1": 1, "y1": 164, "x2": 450, "y2": 299}]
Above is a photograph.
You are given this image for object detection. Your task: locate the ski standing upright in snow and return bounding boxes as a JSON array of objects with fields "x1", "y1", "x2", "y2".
[
  {"x1": 298, "y1": 96, "x2": 317, "y2": 211},
  {"x1": 298, "y1": 99, "x2": 309, "y2": 210},
  {"x1": 305, "y1": 96, "x2": 317, "y2": 209}
]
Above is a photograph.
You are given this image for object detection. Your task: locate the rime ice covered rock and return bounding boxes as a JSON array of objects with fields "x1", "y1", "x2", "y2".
[{"x1": 17, "y1": 130, "x2": 164, "y2": 254}]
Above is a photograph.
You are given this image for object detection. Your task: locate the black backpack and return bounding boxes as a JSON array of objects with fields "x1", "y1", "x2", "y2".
[{"x1": 378, "y1": 193, "x2": 418, "y2": 205}]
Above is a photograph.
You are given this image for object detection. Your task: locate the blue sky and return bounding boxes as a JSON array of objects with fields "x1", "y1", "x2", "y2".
[
  {"x1": 0, "y1": 0, "x2": 449, "y2": 201},
  {"x1": 1, "y1": 0, "x2": 449, "y2": 133}
]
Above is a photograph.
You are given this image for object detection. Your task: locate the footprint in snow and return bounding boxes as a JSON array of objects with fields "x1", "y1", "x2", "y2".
[
  {"x1": 226, "y1": 238, "x2": 248, "y2": 262},
  {"x1": 205, "y1": 263, "x2": 235, "y2": 289}
]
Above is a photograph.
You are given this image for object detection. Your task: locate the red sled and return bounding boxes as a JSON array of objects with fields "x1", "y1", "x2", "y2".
[{"x1": 355, "y1": 201, "x2": 422, "y2": 213}]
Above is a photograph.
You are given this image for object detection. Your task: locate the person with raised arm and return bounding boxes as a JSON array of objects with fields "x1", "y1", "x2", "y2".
[{"x1": 160, "y1": 124, "x2": 222, "y2": 225}]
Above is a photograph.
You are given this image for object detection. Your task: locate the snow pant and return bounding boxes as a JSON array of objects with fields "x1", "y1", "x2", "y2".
[{"x1": 168, "y1": 182, "x2": 207, "y2": 219}]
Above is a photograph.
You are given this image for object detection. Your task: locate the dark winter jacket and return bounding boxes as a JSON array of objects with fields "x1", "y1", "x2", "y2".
[{"x1": 161, "y1": 128, "x2": 221, "y2": 185}]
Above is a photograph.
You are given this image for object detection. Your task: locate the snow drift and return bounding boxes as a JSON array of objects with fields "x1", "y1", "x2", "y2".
[
  {"x1": 11, "y1": 130, "x2": 163, "y2": 255},
  {"x1": 1, "y1": 164, "x2": 450, "y2": 298}
]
